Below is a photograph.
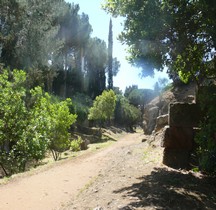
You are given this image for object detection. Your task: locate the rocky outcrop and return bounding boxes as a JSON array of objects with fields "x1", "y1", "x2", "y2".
[
  {"x1": 81, "y1": 139, "x2": 90, "y2": 150},
  {"x1": 143, "y1": 82, "x2": 196, "y2": 135},
  {"x1": 143, "y1": 90, "x2": 175, "y2": 134},
  {"x1": 154, "y1": 114, "x2": 168, "y2": 132},
  {"x1": 143, "y1": 105, "x2": 159, "y2": 135},
  {"x1": 145, "y1": 84, "x2": 216, "y2": 169}
]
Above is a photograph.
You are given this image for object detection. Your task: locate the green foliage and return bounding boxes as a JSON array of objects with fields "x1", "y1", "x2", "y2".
[
  {"x1": 1, "y1": 0, "x2": 117, "y2": 100},
  {"x1": 47, "y1": 97, "x2": 77, "y2": 161},
  {"x1": 1, "y1": 0, "x2": 110, "y2": 99},
  {"x1": 113, "y1": 87, "x2": 123, "y2": 95},
  {"x1": 103, "y1": 0, "x2": 216, "y2": 84},
  {"x1": 71, "y1": 93, "x2": 93, "y2": 124},
  {"x1": 88, "y1": 90, "x2": 116, "y2": 125},
  {"x1": 124, "y1": 85, "x2": 138, "y2": 98},
  {"x1": 125, "y1": 85, "x2": 155, "y2": 110},
  {"x1": 178, "y1": 70, "x2": 190, "y2": 84},
  {"x1": 54, "y1": 3, "x2": 92, "y2": 97},
  {"x1": 0, "y1": 70, "x2": 50, "y2": 175},
  {"x1": 127, "y1": 89, "x2": 144, "y2": 107},
  {"x1": 0, "y1": 69, "x2": 76, "y2": 175},
  {"x1": 29, "y1": 88, "x2": 77, "y2": 161},
  {"x1": 70, "y1": 137, "x2": 83, "y2": 152},
  {"x1": 115, "y1": 95, "x2": 142, "y2": 130},
  {"x1": 154, "y1": 77, "x2": 170, "y2": 94},
  {"x1": 85, "y1": 37, "x2": 108, "y2": 98},
  {"x1": 195, "y1": 86, "x2": 216, "y2": 173},
  {"x1": 112, "y1": 57, "x2": 120, "y2": 77},
  {"x1": 0, "y1": 0, "x2": 24, "y2": 68},
  {"x1": 0, "y1": 69, "x2": 29, "y2": 174}
]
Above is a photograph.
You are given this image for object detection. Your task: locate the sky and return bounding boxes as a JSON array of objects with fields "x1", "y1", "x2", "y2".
[{"x1": 66, "y1": 0, "x2": 170, "y2": 92}]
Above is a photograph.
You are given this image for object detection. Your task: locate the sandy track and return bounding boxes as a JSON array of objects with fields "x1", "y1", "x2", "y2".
[
  {"x1": 0, "y1": 133, "x2": 143, "y2": 210},
  {"x1": 1, "y1": 132, "x2": 213, "y2": 210}
]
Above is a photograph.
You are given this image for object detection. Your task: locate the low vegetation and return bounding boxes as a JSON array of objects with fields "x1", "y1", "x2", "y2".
[
  {"x1": 195, "y1": 86, "x2": 216, "y2": 173},
  {"x1": 70, "y1": 137, "x2": 83, "y2": 152}
]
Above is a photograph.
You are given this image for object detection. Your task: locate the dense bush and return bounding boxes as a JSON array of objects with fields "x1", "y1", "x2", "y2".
[
  {"x1": 115, "y1": 95, "x2": 142, "y2": 131},
  {"x1": 0, "y1": 70, "x2": 33, "y2": 175},
  {"x1": 70, "y1": 137, "x2": 83, "y2": 152},
  {"x1": 0, "y1": 69, "x2": 76, "y2": 175},
  {"x1": 88, "y1": 90, "x2": 116, "y2": 126},
  {"x1": 195, "y1": 86, "x2": 216, "y2": 173},
  {"x1": 46, "y1": 96, "x2": 77, "y2": 161},
  {"x1": 71, "y1": 93, "x2": 93, "y2": 124}
]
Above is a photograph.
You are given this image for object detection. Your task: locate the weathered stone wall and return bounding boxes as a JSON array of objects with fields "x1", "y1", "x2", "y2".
[
  {"x1": 169, "y1": 103, "x2": 202, "y2": 127},
  {"x1": 146, "y1": 84, "x2": 216, "y2": 169},
  {"x1": 161, "y1": 126, "x2": 195, "y2": 150},
  {"x1": 162, "y1": 102, "x2": 202, "y2": 169}
]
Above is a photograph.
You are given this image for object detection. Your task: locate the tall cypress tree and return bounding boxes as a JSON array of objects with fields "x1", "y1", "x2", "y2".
[{"x1": 107, "y1": 18, "x2": 113, "y2": 89}]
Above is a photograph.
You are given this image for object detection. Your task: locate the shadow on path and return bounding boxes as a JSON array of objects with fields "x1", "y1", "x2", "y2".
[{"x1": 114, "y1": 167, "x2": 216, "y2": 210}]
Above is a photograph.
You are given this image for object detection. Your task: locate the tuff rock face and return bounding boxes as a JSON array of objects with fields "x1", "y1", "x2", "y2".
[
  {"x1": 143, "y1": 82, "x2": 196, "y2": 135},
  {"x1": 143, "y1": 105, "x2": 159, "y2": 135},
  {"x1": 154, "y1": 114, "x2": 168, "y2": 133},
  {"x1": 143, "y1": 82, "x2": 199, "y2": 169}
]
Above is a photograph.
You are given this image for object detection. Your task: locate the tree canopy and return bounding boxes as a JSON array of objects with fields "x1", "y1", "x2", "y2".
[
  {"x1": 103, "y1": 0, "x2": 216, "y2": 85},
  {"x1": 0, "y1": 0, "x2": 120, "y2": 99},
  {"x1": 114, "y1": 94, "x2": 142, "y2": 131},
  {"x1": 88, "y1": 89, "x2": 116, "y2": 125},
  {"x1": 0, "y1": 69, "x2": 76, "y2": 175}
]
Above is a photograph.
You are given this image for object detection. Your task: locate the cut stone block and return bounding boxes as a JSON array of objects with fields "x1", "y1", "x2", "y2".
[
  {"x1": 163, "y1": 148, "x2": 190, "y2": 169},
  {"x1": 169, "y1": 102, "x2": 202, "y2": 127},
  {"x1": 161, "y1": 126, "x2": 195, "y2": 150}
]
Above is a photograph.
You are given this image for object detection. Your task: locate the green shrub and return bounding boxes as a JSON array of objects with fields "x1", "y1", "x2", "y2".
[
  {"x1": 195, "y1": 86, "x2": 216, "y2": 173},
  {"x1": 70, "y1": 137, "x2": 83, "y2": 152},
  {"x1": 0, "y1": 69, "x2": 77, "y2": 176},
  {"x1": 0, "y1": 70, "x2": 49, "y2": 175},
  {"x1": 30, "y1": 87, "x2": 77, "y2": 161},
  {"x1": 115, "y1": 95, "x2": 142, "y2": 130},
  {"x1": 88, "y1": 90, "x2": 116, "y2": 126},
  {"x1": 72, "y1": 93, "x2": 92, "y2": 123}
]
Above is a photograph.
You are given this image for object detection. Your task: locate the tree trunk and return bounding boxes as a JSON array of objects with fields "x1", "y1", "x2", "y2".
[
  {"x1": 63, "y1": 51, "x2": 68, "y2": 98},
  {"x1": 108, "y1": 19, "x2": 113, "y2": 89}
]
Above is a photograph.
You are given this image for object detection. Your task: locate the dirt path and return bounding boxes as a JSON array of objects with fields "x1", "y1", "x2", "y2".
[
  {"x1": 63, "y1": 132, "x2": 163, "y2": 210},
  {"x1": 0, "y1": 132, "x2": 147, "y2": 210},
  {"x1": 0, "y1": 132, "x2": 216, "y2": 210}
]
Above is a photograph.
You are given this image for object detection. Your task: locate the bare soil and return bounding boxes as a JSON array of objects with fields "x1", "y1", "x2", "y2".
[{"x1": 0, "y1": 131, "x2": 216, "y2": 210}]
